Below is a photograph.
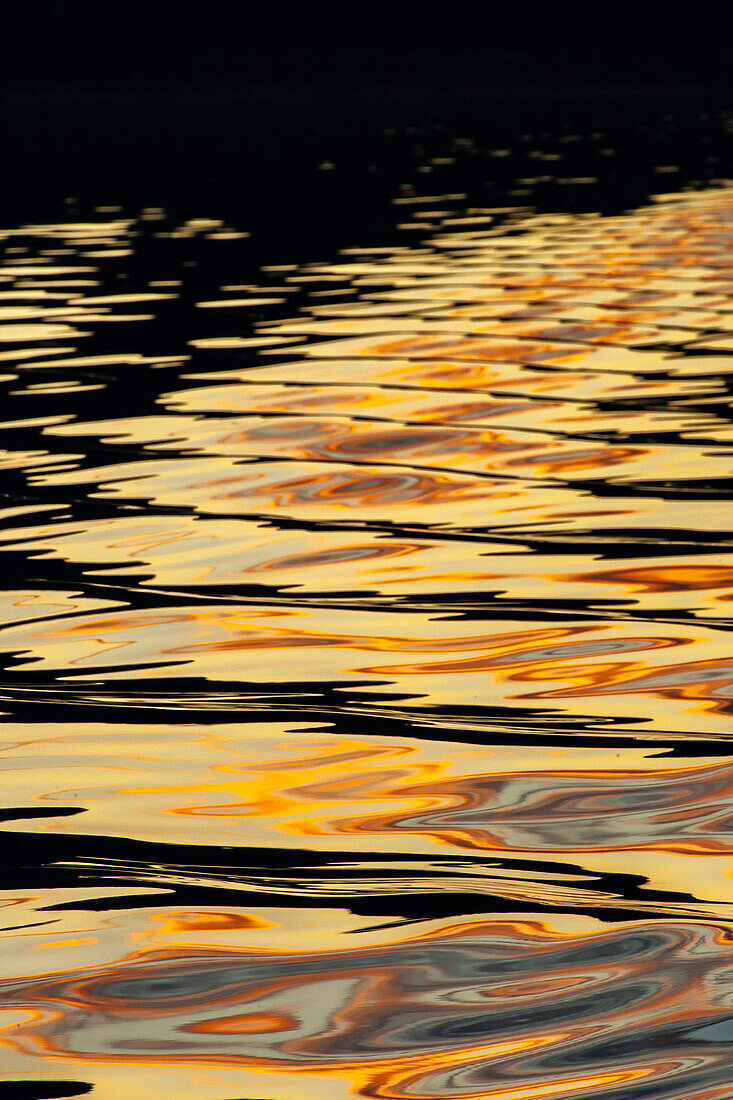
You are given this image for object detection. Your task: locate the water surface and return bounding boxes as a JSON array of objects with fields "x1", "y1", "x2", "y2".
[{"x1": 2, "y1": 123, "x2": 733, "y2": 1099}]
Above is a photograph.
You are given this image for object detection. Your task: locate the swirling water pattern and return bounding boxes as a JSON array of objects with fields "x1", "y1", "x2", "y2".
[{"x1": 2, "y1": 130, "x2": 733, "y2": 1099}]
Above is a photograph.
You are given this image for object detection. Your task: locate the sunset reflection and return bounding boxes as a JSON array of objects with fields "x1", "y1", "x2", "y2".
[{"x1": 3, "y1": 149, "x2": 733, "y2": 1100}]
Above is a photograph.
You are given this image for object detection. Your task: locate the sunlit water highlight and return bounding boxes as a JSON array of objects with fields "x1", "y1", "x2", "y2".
[{"x1": 2, "y1": 146, "x2": 733, "y2": 1099}]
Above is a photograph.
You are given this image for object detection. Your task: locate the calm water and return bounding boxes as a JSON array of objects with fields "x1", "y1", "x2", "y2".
[{"x1": 3, "y1": 115, "x2": 733, "y2": 1099}]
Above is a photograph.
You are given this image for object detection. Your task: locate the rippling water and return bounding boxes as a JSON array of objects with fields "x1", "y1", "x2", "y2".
[{"x1": 3, "y1": 123, "x2": 733, "y2": 1099}]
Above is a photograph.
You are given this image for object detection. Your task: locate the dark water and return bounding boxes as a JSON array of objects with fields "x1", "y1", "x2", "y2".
[{"x1": 3, "y1": 103, "x2": 733, "y2": 1099}]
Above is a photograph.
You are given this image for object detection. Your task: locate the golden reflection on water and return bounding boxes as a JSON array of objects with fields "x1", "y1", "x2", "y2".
[{"x1": 3, "y1": 186, "x2": 733, "y2": 1097}]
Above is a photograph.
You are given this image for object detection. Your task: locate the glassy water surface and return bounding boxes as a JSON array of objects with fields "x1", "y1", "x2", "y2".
[{"x1": 3, "y1": 119, "x2": 733, "y2": 1099}]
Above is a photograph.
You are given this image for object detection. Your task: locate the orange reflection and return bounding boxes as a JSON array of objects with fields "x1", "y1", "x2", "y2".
[
  {"x1": 1, "y1": 917, "x2": 733, "y2": 1099},
  {"x1": 5, "y1": 172, "x2": 733, "y2": 1100}
]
